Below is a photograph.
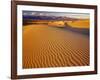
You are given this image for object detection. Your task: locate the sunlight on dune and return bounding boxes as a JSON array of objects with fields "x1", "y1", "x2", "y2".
[
  {"x1": 66, "y1": 19, "x2": 90, "y2": 29},
  {"x1": 48, "y1": 21, "x2": 65, "y2": 27}
]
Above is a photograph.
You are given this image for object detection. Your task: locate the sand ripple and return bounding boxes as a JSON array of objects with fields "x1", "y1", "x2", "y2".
[{"x1": 23, "y1": 24, "x2": 89, "y2": 68}]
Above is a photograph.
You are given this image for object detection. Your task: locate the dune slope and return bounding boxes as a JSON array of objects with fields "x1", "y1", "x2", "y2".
[{"x1": 23, "y1": 24, "x2": 89, "y2": 69}]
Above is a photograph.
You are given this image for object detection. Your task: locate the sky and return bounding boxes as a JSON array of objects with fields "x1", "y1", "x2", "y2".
[{"x1": 23, "y1": 11, "x2": 90, "y2": 19}]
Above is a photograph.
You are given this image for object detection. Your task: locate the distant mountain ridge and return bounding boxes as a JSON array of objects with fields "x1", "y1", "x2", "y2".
[{"x1": 23, "y1": 15, "x2": 80, "y2": 21}]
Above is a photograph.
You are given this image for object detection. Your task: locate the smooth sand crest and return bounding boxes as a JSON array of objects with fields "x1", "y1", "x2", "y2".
[{"x1": 23, "y1": 24, "x2": 89, "y2": 69}]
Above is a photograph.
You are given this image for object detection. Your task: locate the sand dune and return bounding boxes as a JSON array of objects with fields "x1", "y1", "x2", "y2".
[
  {"x1": 23, "y1": 19, "x2": 90, "y2": 28},
  {"x1": 23, "y1": 24, "x2": 89, "y2": 69},
  {"x1": 66, "y1": 19, "x2": 90, "y2": 29}
]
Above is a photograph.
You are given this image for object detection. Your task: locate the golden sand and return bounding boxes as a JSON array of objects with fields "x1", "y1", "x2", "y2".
[
  {"x1": 67, "y1": 19, "x2": 90, "y2": 29},
  {"x1": 48, "y1": 21, "x2": 65, "y2": 27},
  {"x1": 23, "y1": 24, "x2": 89, "y2": 68}
]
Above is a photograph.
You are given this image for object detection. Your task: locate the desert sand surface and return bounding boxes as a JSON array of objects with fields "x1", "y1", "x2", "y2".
[
  {"x1": 23, "y1": 24, "x2": 89, "y2": 69},
  {"x1": 67, "y1": 19, "x2": 90, "y2": 29}
]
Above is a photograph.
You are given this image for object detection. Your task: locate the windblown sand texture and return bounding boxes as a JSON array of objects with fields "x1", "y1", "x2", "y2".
[{"x1": 23, "y1": 21, "x2": 89, "y2": 68}]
